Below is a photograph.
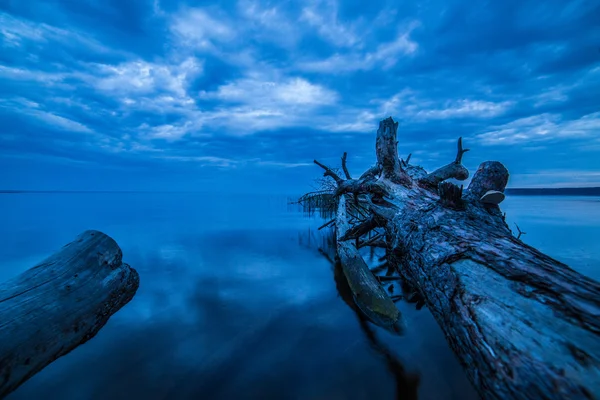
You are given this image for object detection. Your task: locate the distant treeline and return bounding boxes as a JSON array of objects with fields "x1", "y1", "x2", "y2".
[{"x1": 506, "y1": 187, "x2": 600, "y2": 196}]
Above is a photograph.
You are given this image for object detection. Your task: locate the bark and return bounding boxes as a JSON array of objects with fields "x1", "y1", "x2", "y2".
[
  {"x1": 0, "y1": 230, "x2": 140, "y2": 398},
  {"x1": 304, "y1": 117, "x2": 600, "y2": 400}
]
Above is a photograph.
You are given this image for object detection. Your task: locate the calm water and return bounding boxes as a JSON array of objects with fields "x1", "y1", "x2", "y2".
[{"x1": 1, "y1": 193, "x2": 599, "y2": 400}]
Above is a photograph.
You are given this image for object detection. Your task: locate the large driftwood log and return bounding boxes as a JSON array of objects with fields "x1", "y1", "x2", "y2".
[
  {"x1": 305, "y1": 117, "x2": 600, "y2": 400},
  {"x1": 0, "y1": 230, "x2": 140, "y2": 398}
]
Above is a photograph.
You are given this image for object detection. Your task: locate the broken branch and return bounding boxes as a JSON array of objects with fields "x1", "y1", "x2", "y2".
[
  {"x1": 419, "y1": 138, "x2": 470, "y2": 188},
  {"x1": 359, "y1": 165, "x2": 380, "y2": 180},
  {"x1": 438, "y1": 182, "x2": 465, "y2": 210},
  {"x1": 514, "y1": 223, "x2": 526, "y2": 239},
  {"x1": 341, "y1": 152, "x2": 352, "y2": 180},
  {"x1": 338, "y1": 215, "x2": 380, "y2": 241},
  {"x1": 454, "y1": 137, "x2": 470, "y2": 164},
  {"x1": 318, "y1": 218, "x2": 336, "y2": 230},
  {"x1": 375, "y1": 117, "x2": 411, "y2": 185},
  {"x1": 358, "y1": 233, "x2": 386, "y2": 249},
  {"x1": 314, "y1": 160, "x2": 344, "y2": 184}
]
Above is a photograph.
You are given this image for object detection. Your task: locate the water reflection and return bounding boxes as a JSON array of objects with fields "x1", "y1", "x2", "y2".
[
  {"x1": 1, "y1": 193, "x2": 488, "y2": 400},
  {"x1": 312, "y1": 223, "x2": 421, "y2": 399},
  {"x1": 330, "y1": 255, "x2": 421, "y2": 400}
]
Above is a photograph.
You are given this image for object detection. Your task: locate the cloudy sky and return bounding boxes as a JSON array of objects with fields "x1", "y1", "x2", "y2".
[{"x1": 1, "y1": 0, "x2": 599, "y2": 192}]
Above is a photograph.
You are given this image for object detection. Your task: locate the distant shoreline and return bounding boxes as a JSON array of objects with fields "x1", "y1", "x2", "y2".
[
  {"x1": 1, "y1": 188, "x2": 600, "y2": 196},
  {"x1": 504, "y1": 187, "x2": 600, "y2": 196}
]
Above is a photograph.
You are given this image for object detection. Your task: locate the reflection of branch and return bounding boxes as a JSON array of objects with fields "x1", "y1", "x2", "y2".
[
  {"x1": 357, "y1": 318, "x2": 420, "y2": 400},
  {"x1": 514, "y1": 223, "x2": 526, "y2": 240},
  {"x1": 332, "y1": 261, "x2": 420, "y2": 400}
]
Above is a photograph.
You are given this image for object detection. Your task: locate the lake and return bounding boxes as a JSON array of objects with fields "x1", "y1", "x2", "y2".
[{"x1": 1, "y1": 193, "x2": 599, "y2": 400}]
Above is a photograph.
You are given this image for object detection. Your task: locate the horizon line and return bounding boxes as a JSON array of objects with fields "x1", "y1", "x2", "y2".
[{"x1": 1, "y1": 187, "x2": 600, "y2": 194}]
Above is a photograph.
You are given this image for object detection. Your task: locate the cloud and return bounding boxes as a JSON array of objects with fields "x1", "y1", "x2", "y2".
[
  {"x1": 170, "y1": 8, "x2": 236, "y2": 51},
  {"x1": 375, "y1": 90, "x2": 513, "y2": 121},
  {"x1": 92, "y1": 58, "x2": 203, "y2": 97},
  {"x1": 0, "y1": 65, "x2": 67, "y2": 85},
  {"x1": 27, "y1": 110, "x2": 94, "y2": 133},
  {"x1": 299, "y1": 1, "x2": 360, "y2": 48},
  {"x1": 475, "y1": 112, "x2": 600, "y2": 145},
  {"x1": 156, "y1": 155, "x2": 237, "y2": 167},
  {"x1": 296, "y1": 22, "x2": 420, "y2": 73},
  {"x1": 0, "y1": 97, "x2": 93, "y2": 133},
  {"x1": 199, "y1": 76, "x2": 338, "y2": 106},
  {"x1": 0, "y1": 0, "x2": 599, "y2": 190},
  {"x1": 0, "y1": 11, "x2": 113, "y2": 54}
]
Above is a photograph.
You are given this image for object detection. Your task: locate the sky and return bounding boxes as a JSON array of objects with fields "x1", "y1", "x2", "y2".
[{"x1": 0, "y1": 0, "x2": 599, "y2": 193}]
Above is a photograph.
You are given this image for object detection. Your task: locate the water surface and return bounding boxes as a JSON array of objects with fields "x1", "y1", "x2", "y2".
[{"x1": 1, "y1": 193, "x2": 598, "y2": 400}]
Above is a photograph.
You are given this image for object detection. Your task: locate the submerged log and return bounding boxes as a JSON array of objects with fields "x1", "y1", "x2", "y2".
[
  {"x1": 304, "y1": 117, "x2": 600, "y2": 400},
  {"x1": 334, "y1": 196, "x2": 403, "y2": 334},
  {"x1": 0, "y1": 230, "x2": 140, "y2": 398}
]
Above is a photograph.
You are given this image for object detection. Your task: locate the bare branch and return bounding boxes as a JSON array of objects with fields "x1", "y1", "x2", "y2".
[
  {"x1": 359, "y1": 164, "x2": 380, "y2": 180},
  {"x1": 358, "y1": 233, "x2": 386, "y2": 249},
  {"x1": 391, "y1": 295, "x2": 403, "y2": 302},
  {"x1": 418, "y1": 138, "x2": 470, "y2": 189},
  {"x1": 314, "y1": 160, "x2": 344, "y2": 184},
  {"x1": 348, "y1": 201, "x2": 369, "y2": 220},
  {"x1": 365, "y1": 239, "x2": 387, "y2": 249},
  {"x1": 318, "y1": 219, "x2": 335, "y2": 230},
  {"x1": 335, "y1": 179, "x2": 389, "y2": 198},
  {"x1": 377, "y1": 275, "x2": 402, "y2": 282},
  {"x1": 514, "y1": 223, "x2": 527, "y2": 239},
  {"x1": 339, "y1": 215, "x2": 380, "y2": 241},
  {"x1": 341, "y1": 152, "x2": 352, "y2": 180},
  {"x1": 455, "y1": 137, "x2": 470, "y2": 164}
]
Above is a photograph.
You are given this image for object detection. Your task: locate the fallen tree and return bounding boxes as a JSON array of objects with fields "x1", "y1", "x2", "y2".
[
  {"x1": 0, "y1": 230, "x2": 140, "y2": 398},
  {"x1": 300, "y1": 117, "x2": 600, "y2": 400}
]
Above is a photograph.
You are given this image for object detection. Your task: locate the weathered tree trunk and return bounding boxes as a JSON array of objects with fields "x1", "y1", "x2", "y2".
[
  {"x1": 305, "y1": 117, "x2": 600, "y2": 400},
  {"x1": 0, "y1": 230, "x2": 140, "y2": 398}
]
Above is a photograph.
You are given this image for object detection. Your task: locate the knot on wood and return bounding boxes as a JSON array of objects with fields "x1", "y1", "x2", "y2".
[{"x1": 438, "y1": 182, "x2": 465, "y2": 210}]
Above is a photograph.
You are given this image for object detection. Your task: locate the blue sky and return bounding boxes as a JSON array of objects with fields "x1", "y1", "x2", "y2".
[{"x1": 1, "y1": 0, "x2": 599, "y2": 192}]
